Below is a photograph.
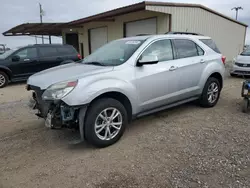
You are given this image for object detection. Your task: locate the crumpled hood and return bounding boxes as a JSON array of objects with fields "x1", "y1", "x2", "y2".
[
  {"x1": 27, "y1": 62, "x2": 114, "y2": 89},
  {"x1": 236, "y1": 55, "x2": 250, "y2": 63}
]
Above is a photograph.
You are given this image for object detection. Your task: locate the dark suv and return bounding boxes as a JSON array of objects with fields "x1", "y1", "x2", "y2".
[{"x1": 0, "y1": 44, "x2": 81, "y2": 88}]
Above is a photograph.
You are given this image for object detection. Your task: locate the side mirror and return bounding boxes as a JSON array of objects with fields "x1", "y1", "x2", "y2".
[
  {"x1": 137, "y1": 55, "x2": 158, "y2": 66},
  {"x1": 12, "y1": 55, "x2": 20, "y2": 62}
]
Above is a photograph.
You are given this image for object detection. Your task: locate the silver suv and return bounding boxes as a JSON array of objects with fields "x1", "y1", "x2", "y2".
[{"x1": 27, "y1": 34, "x2": 225, "y2": 147}]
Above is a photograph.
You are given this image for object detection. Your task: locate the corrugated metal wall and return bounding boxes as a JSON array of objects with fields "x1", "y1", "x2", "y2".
[{"x1": 146, "y1": 5, "x2": 247, "y2": 61}]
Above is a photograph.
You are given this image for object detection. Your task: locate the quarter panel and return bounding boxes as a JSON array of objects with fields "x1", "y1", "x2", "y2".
[{"x1": 199, "y1": 58, "x2": 225, "y2": 92}]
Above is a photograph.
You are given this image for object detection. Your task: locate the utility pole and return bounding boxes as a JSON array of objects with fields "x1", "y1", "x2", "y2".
[
  {"x1": 39, "y1": 3, "x2": 44, "y2": 44},
  {"x1": 231, "y1": 7, "x2": 243, "y2": 20}
]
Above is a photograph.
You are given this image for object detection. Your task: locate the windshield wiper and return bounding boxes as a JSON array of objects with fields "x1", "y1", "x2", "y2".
[{"x1": 84, "y1": 61, "x2": 105, "y2": 66}]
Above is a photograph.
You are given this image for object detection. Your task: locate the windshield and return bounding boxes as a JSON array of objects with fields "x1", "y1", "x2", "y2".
[
  {"x1": 0, "y1": 48, "x2": 19, "y2": 59},
  {"x1": 81, "y1": 39, "x2": 145, "y2": 66},
  {"x1": 241, "y1": 49, "x2": 250, "y2": 56}
]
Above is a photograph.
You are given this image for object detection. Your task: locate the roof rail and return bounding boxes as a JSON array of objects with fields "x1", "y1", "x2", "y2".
[
  {"x1": 135, "y1": 34, "x2": 152, "y2": 36},
  {"x1": 165, "y1": 31, "x2": 203, "y2": 36}
]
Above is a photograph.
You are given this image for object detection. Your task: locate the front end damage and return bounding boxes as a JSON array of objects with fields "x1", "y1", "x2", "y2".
[{"x1": 27, "y1": 85, "x2": 87, "y2": 141}]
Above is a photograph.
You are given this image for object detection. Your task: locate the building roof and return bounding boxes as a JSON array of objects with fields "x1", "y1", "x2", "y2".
[
  {"x1": 2, "y1": 1, "x2": 247, "y2": 37},
  {"x1": 3, "y1": 23, "x2": 66, "y2": 36},
  {"x1": 68, "y1": 1, "x2": 248, "y2": 27}
]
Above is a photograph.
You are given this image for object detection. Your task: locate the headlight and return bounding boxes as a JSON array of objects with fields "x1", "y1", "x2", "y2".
[{"x1": 42, "y1": 80, "x2": 78, "y2": 100}]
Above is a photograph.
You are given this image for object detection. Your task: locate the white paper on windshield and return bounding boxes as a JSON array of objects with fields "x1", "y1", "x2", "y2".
[{"x1": 125, "y1": 41, "x2": 141, "y2": 45}]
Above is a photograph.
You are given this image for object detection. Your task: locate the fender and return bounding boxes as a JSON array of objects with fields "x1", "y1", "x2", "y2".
[
  {"x1": 62, "y1": 78, "x2": 139, "y2": 114},
  {"x1": 0, "y1": 65, "x2": 12, "y2": 79},
  {"x1": 199, "y1": 61, "x2": 225, "y2": 92}
]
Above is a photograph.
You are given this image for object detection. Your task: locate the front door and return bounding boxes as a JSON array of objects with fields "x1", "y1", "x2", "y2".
[
  {"x1": 134, "y1": 39, "x2": 180, "y2": 112},
  {"x1": 9, "y1": 47, "x2": 39, "y2": 79}
]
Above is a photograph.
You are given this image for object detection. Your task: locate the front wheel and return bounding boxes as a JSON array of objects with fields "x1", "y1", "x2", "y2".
[
  {"x1": 0, "y1": 71, "x2": 8, "y2": 88},
  {"x1": 199, "y1": 77, "x2": 221, "y2": 108},
  {"x1": 84, "y1": 98, "x2": 128, "y2": 148}
]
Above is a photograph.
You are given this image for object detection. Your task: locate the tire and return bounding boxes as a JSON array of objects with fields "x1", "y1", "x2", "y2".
[
  {"x1": 199, "y1": 77, "x2": 221, "y2": 108},
  {"x1": 242, "y1": 98, "x2": 249, "y2": 113},
  {"x1": 84, "y1": 98, "x2": 128, "y2": 148},
  {"x1": 0, "y1": 71, "x2": 8, "y2": 88},
  {"x1": 230, "y1": 73, "x2": 237, "y2": 77}
]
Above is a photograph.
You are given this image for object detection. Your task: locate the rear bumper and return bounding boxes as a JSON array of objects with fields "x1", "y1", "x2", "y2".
[{"x1": 230, "y1": 65, "x2": 250, "y2": 75}]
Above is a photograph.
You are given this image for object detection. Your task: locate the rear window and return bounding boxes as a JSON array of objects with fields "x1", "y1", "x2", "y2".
[
  {"x1": 57, "y1": 46, "x2": 77, "y2": 55},
  {"x1": 240, "y1": 49, "x2": 250, "y2": 56},
  {"x1": 39, "y1": 47, "x2": 58, "y2": 57},
  {"x1": 200, "y1": 39, "x2": 221, "y2": 53}
]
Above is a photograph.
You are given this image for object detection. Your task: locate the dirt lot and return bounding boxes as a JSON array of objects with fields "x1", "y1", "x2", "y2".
[{"x1": 1, "y1": 77, "x2": 250, "y2": 188}]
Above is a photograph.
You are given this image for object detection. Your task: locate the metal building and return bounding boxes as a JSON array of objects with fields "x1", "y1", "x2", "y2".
[
  {"x1": 3, "y1": 1, "x2": 248, "y2": 61},
  {"x1": 61, "y1": 1, "x2": 247, "y2": 61}
]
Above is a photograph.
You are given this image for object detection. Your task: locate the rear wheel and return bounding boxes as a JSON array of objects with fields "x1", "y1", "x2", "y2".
[
  {"x1": 199, "y1": 77, "x2": 221, "y2": 107},
  {"x1": 0, "y1": 71, "x2": 8, "y2": 88},
  {"x1": 84, "y1": 98, "x2": 128, "y2": 148},
  {"x1": 242, "y1": 98, "x2": 249, "y2": 113}
]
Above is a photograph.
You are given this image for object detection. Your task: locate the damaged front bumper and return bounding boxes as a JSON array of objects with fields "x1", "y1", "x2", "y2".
[{"x1": 27, "y1": 85, "x2": 84, "y2": 130}]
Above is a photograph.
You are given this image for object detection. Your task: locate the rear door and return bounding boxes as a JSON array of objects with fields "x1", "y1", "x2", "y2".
[
  {"x1": 37, "y1": 46, "x2": 62, "y2": 71},
  {"x1": 171, "y1": 39, "x2": 206, "y2": 99}
]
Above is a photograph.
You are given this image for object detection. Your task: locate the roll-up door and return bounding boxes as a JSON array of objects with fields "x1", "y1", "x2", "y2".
[
  {"x1": 89, "y1": 27, "x2": 108, "y2": 53},
  {"x1": 125, "y1": 18, "x2": 157, "y2": 37}
]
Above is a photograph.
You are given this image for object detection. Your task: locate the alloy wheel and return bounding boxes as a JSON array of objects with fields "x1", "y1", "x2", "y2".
[
  {"x1": 0, "y1": 74, "x2": 6, "y2": 87},
  {"x1": 94, "y1": 107, "x2": 123, "y2": 141},
  {"x1": 207, "y1": 82, "x2": 219, "y2": 104}
]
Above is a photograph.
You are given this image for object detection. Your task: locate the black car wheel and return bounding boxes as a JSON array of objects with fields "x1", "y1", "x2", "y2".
[
  {"x1": 199, "y1": 77, "x2": 221, "y2": 107},
  {"x1": 0, "y1": 71, "x2": 8, "y2": 88},
  {"x1": 230, "y1": 73, "x2": 237, "y2": 77},
  {"x1": 242, "y1": 98, "x2": 249, "y2": 113},
  {"x1": 84, "y1": 98, "x2": 128, "y2": 148}
]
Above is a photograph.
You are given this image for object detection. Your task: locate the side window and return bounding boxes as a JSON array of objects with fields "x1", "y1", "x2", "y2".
[
  {"x1": 196, "y1": 45, "x2": 204, "y2": 56},
  {"x1": 57, "y1": 46, "x2": 76, "y2": 55},
  {"x1": 15, "y1": 48, "x2": 37, "y2": 59},
  {"x1": 39, "y1": 47, "x2": 58, "y2": 57},
  {"x1": 173, "y1": 39, "x2": 199, "y2": 59},
  {"x1": 140, "y1": 39, "x2": 173, "y2": 62}
]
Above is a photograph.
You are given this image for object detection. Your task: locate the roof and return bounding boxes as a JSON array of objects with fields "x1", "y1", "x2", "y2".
[
  {"x1": 3, "y1": 1, "x2": 247, "y2": 37},
  {"x1": 68, "y1": 1, "x2": 247, "y2": 27},
  {"x1": 122, "y1": 34, "x2": 210, "y2": 40},
  {"x1": 3, "y1": 23, "x2": 66, "y2": 36}
]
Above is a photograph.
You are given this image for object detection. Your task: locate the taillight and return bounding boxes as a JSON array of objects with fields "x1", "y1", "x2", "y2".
[
  {"x1": 77, "y1": 54, "x2": 82, "y2": 60},
  {"x1": 221, "y1": 56, "x2": 226, "y2": 65}
]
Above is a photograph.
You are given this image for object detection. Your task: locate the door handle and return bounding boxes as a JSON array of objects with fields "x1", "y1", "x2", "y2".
[
  {"x1": 24, "y1": 59, "x2": 30, "y2": 62},
  {"x1": 200, "y1": 59, "x2": 206, "y2": 63},
  {"x1": 169, "y1": 66, "x2": 178, "y2": 71}
]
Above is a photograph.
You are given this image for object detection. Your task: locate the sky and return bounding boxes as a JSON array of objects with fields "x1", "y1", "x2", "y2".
[{"x1": 0, "y1": 0, "x2": 250, "y2": 48}]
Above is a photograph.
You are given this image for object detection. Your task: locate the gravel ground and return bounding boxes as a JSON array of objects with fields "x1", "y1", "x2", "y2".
[{"x1": 1, "y1": 76, "x2": 250, "y2": 188}]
